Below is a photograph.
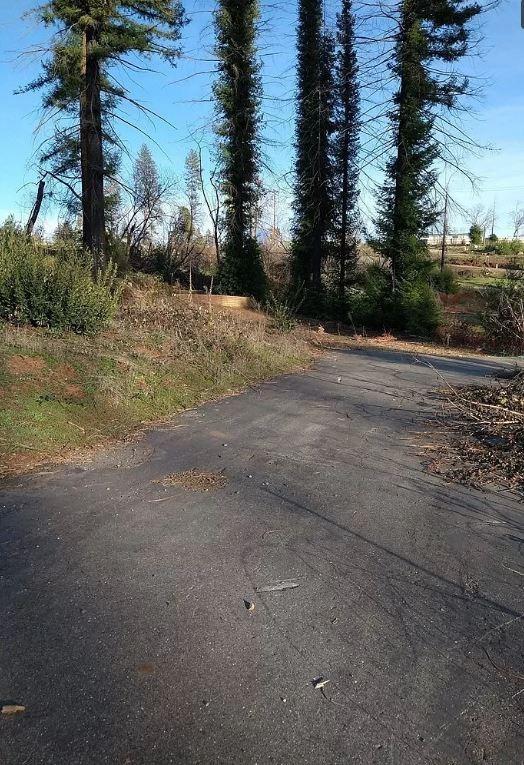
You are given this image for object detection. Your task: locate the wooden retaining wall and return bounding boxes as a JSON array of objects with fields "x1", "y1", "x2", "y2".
[{"x1": 176, "y1": 292, "x2": 255, "y2": 310}]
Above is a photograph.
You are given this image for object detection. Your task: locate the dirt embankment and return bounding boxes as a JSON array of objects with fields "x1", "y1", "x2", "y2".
[{"x1": 0, "y1": 283, "x2": 314, "y2": 477}]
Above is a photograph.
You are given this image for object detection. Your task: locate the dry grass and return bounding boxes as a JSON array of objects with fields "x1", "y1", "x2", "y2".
[{"x1": 307, "y1": 324, "x2": 492, "y2": 360}]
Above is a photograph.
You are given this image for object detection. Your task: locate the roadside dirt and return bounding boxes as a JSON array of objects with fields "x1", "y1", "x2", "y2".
[{"x1": 6, "y1": 355, "x2": 46, "y2": 375}]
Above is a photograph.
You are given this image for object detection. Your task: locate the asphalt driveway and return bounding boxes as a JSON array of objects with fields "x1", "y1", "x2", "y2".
[{"x1": 1, "y1": 348, "x2": 523, "y2": 764}]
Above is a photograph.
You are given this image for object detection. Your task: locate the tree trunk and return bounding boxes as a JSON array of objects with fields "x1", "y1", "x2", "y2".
[
  {"x1": 390, "y1": 0, "x2": 414, "y2": 289},
  {"x1": 311, "y1": 229, "x2": 322, "y2": 289},
  {"x1": 311, "y1": 81, "x2": 323, "y2": 291},
  {"x1": 391, "y1": 76, "x2": 409, "y2": 289},
  {"x1": 25, "y1": 179, "x2": 45, "y2": 236},
  {"x1": 80, "y1": 27, "x2": 106, "y2": 271},
  {"x1": 338, "y1": 115, "x2": 350, "y2": 300},
  {"x1": 440, "y1": 190, "x2": 448, "y2": 272}
]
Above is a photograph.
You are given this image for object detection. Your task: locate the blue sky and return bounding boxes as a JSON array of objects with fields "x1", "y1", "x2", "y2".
[{"x1": 0, "y1": 0, "x2": 522, "y2": 236}]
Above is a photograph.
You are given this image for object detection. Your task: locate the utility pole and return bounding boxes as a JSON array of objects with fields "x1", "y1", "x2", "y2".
[{"x1": 440, "y1": 188, "x2": 449, "y2": 272}]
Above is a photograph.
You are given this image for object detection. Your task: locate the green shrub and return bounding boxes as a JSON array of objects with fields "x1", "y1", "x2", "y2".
[
  {"x1": 431, "y1": 266, "x2": 458, "y2": 294},
  {"x1": 105, "y1": 231, "x2": 130, "y2": 275},
  {"x1": 347, "y1": 264, "x2": 441, "y2": 336},
  {"x1": 216, "y1": 237, "x2": 267, "y2": 301},
  {"x1": 325, "y1": 290, "x2": 349, "y2": 321},
  {"x1": 398, "y1": 279, "x2": 441, "y2": 336},
  {"x1": 0, "y1": 227, "x2": 120, "y2": 334},
  {"x1": 347, "y1": 264, "x2": 393, "y2": 329},
  {"x1": 469, "y1": 224, "x2": 483, "y2": 246},
  {"x1": 265, "y1": 286, "x2": 304, "y2": 332},
  {"x1": 491, "y1": 240, "x2": 523, "y2": 258}
]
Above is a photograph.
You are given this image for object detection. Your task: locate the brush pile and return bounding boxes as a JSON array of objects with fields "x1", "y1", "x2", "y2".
[{"x1": 433, "y1": 368, "x2": 524, "y2": 497}]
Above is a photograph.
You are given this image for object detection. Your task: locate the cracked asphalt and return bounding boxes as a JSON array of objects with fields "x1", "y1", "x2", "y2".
[{"x1": 1, "y1": 348, "x2": 523, "y2": 764}]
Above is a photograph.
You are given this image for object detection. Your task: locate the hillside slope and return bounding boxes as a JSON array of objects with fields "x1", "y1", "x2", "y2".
[{"x1": 0, "y1": 282, "x2": 314, "y2": 476}]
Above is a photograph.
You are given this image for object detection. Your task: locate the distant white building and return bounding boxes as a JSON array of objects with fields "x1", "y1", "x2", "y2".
[
  {"x1": 499, "y1": 236, "x2": 524, "y2": 243},
  {"x1": 423, "y1": 233, "x2": 471, "y2": 246}
]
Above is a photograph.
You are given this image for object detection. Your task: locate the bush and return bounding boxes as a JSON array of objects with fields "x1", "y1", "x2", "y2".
[
  {"x1": 481, "y1": 274, "x2": 524, "y2": 353},
  {"x1": 105, "y1": 231, "x2": 130, "y2": 275},
  {"x1": 347, "y1": 264, "x2": 393, "y2": 330},
  {"x1": 216, "y1": 237, "x2": 267, "y2": 301},
  {"x1": 0, "y1": 227, "x2": 120, "y2": 334},
  {"x1": 265, "y1": 286, "x2": 304, "y2": 332},
  {"x1": 492, "y1": 240, "x2": 523, "y2": 258},
  {"x1": 431, "y1": 266, "x2": 458, "y2": 294},
  {"x1": 469, "y1": 224, "x2": 483, "y2": 246},
  {"x1": 347, "y1": 264, "x2": 441, "y2": 336},
  {"x1": 436, "y1": 319, "x2": 483, "y2": 349},
  {"x1": 398, "y1": 279, "x2": 442, "y2": 336}
]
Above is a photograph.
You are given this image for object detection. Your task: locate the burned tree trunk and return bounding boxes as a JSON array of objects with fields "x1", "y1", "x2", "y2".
[{"x1": 25, "y1": 178, "x2": 46, "y2": 236}]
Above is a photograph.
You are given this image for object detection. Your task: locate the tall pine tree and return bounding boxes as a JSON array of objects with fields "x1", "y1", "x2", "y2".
[
  {"x1": 292, "y1": 0, "x2": 334, "y2": 299},
  {"x1": 24, "y1": 1, "x2": 186, "y2": 270},
  {"x1": 375, "y1": 0, "x2": 481, "y2": 286},
  {"x1": 214, "y1": 0, "x2": 266, "y2": 299},
  {"x1": 332, "y1": 0, "x2": 360, "y2": 301}
]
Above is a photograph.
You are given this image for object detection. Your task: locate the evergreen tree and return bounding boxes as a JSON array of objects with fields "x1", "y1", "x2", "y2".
[
  {"x1": 214, "y1": 0, "x2": 266, "y2": 299},
  {"x1": 120, "y1": 144, "x2": 173, "y2": 270},
  {"x1": 375, "y1": 0, "x2": 481, "y2": 286},
  {"x1": 185, "y1": 149, "x2": 202, "y2": 235},
  {"x1": 292, "y1": 0, "x2": 334, "y2": 298},
  {"x1": 23, "y1": 1, "x2": 186, "y2": 270},
  {"x1": 130, "y1": 145, "x2": 163, "y2": 265},
  {"x1": 332, "y1": 0, "x2": 360, "y2": 302},
  {"x1": 20, "y1": 31, "x2": 119, "y2": 222},
  {"x1": 469, "y1": 223, "x2": 482, "y2": 245}
]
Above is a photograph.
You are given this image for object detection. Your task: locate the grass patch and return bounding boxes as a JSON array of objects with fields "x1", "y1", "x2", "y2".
[
  {"x1": 457, "y1": 275, "x2": 500, "y2": 289},
  {"x1": 0, "y1": 280, "x2": 314, "y2": 476}
]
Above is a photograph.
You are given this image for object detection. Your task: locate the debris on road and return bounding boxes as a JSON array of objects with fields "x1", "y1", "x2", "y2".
[
  {"x1": 255, "y1": 579, "x2": 299, "y2": 593},
  {"x1": 429, "y1": 364, "x2": 524, "y2": 497},
  {"x1": 1, "y1": 705, "x2": 26, "y2": 715},
  {"x1": 312, "y1": 677, "x2": 330, "y2": 690},
  {"x1": 137, "y1": 663, "x2": 155, "y2": 674},
  {"x1": 154, "y1": 469, "x2": 227, "y2": 492},
  {"x1": 244, "y1": 599, "x2": 255, "y2": 611}
]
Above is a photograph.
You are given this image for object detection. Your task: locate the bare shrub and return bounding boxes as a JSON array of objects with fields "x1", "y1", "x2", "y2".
[
  {"x1": 436, "y1": 319, "x2": 484, "y2": 350},
  {"x1": 481, "y1": 274, "x2": 524, "y2": 354}
]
